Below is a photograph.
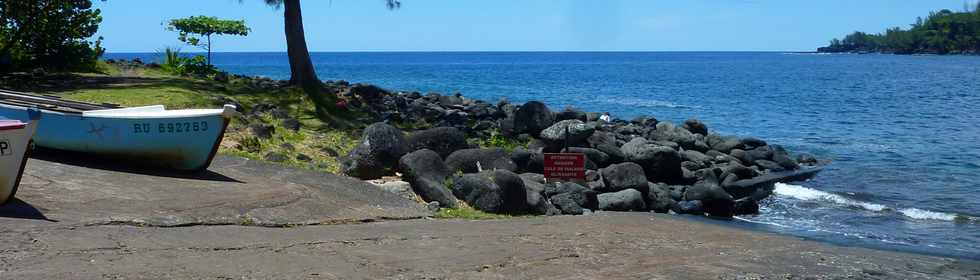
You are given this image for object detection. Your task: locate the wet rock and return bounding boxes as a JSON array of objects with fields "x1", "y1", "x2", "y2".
[
  {"x1": 597, "y1": 189, "x2": 646, "y2": 211},
  {"x1": 754, "y1": 160, "x2": 785, "y2": 172},
  {"x1": 733, "y1": 198, "x2": 760, "y2": 215},
  {"x1": 341, "y1": 123, "x2": 408, "y2": 179},
  {"x1": 620, "y1": 138, "x2": 684, "y2": 184},
  {"x1": 445, "y1": 148, "x2": 518, "y2": 174},
  {"x1": 598, "y1": 162, "x2": 647, "y2": 193},
  {"x1": 399, "y1": 149, "x2": 458, "y2": 208},
  {"x1": 406, "y1": 127, "x2": 469, "y2": 158},
  {"x1": 513, "y1": 101, "x2": 555, "y2": 136},
  {"x1": 796, "y1": 153, "x2": 818, "y2": 165},
  {"x1": 723, "y1": 166, "x2": 824, "y2": 199},
  {"x1": 672, "y1": 200, "x2": 704, "y2": 215}
]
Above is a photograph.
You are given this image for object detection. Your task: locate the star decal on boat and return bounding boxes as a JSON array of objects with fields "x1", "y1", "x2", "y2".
[{"x1": 87, "y1": 123, "x2": 107, "y2": 139}]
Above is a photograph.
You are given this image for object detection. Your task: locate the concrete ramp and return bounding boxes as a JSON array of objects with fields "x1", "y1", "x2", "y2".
[{"x1": 1, "y1": 152, "x2": 430, "y2": 227}]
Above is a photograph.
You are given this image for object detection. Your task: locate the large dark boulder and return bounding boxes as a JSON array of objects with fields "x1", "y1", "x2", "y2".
[
  {"x1": 682, "y1": 118, "x2": 708, "y2": 135},
  {"x1": 349, "y1": 84, "x2": 388, "y2": 102},
  {"x1": 513, "y1": 101, "x2": 555, "y2": 136},
  {"x1": 770, "y1": 145, "x2": 799, "y2": 170},
  {"x1": 546, "y1": 182, "x2": 598, "y2": 215},
  {"x1": 672, "y1": 200, "x2": 704, "y2": 215},
  {"x1": 566, "y1": 147, "x2": 610, "y2": 168},
  {"x1": 647, "y1": 183, "x2": 677, "y2": 213},
  {"x1": 706, "y1": 134, "x2": 744, "y2": 153},
  {"x1": 406, "y1": 127, "x2": 469, "y2": 158},
  {"x1": 399, "y1": 149, "x2": 458, "y2": 208},
  {"x1": 684, "y1": 171, "x2": 735, "y2": 218},
  {"x1": 597, "y1": 189, "x2": 646, "y2": 211},
  {"x1": 620, "y1": 138, "x2": 684, "y2": 184},
  {"x1": 539, "y1": 120, "x2": 595, "y2": 146},
  {"x1": 555, "y1": 108, "x2": 587, "y2": 122},
  {"x1": 598, "y1": 162, "x2": 647, "y2": 193},
  {"x1": 596, "y1": 143, "x2": 626, "y2": 164},
  {"x1": 648, "y1": 122, "x2": 698, "y2": 151},
  {"x1": 451, "y1": 170, "x2": 528, "y2": 214},
  {"x1": 445, "y1": 148, "x2": 518, "y2": 174},
  {"x1": 341, "y1": 123, "x2": 408, "y2": 179}
]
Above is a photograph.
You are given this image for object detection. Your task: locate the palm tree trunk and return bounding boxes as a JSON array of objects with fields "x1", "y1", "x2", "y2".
[{"x1": 282, "y1": 0, "x2": 321, "y2": 91}]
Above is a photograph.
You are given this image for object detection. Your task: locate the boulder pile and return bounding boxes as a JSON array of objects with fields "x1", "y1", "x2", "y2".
[{"x1": 336, "y1": 84, "x2": 824, "y2": 219}]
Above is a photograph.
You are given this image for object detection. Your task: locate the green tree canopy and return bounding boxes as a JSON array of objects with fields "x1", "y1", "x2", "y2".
[
  {"x1": 820, "y1": 3, "x2": 980, "y2": 55},
  {"x1": 0, "y1": 0, "x2": 105, "y2": 72},
  {"x1": 167, "y1": 16, "x2": 249, "y2": 65}
]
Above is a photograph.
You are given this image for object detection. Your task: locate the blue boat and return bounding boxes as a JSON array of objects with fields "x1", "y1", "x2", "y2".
[{"x1": 0, "y1": 89, "x2": 237, "y2": 171}]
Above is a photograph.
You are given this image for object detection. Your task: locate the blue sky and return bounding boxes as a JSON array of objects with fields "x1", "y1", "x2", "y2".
[{"x1": 96, "y1": 0, "x2": 980, "y2": 52}]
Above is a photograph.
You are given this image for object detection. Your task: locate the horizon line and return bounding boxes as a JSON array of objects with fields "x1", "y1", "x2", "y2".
[{"x1": 105, "y1": 50, "x2": 819, "y2": 54}]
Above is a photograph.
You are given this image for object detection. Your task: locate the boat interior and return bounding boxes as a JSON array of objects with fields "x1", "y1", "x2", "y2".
[{"x1": 0, "y1": 89, "x2": 118, "y2": 114}]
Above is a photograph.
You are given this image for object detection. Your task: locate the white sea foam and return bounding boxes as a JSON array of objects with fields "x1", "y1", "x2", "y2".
[
  {"x1": 774, "y1": 183, "x2": 887, "y2": 211},
  {"x1": 603, "y1": 98, "x2": 702, "y2": 109},
  {"x1": 899, "y1": 208, "x2": 957, "y2": 221},
  {"x1": 774, "y1": 183, "x2": 968, "y2": 222}
]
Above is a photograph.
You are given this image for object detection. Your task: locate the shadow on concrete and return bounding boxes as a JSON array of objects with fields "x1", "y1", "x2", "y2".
[
  {"x1": 0, "y1": 198, "x2": 56, "y2": 222},
  {"x1": 30, "y1": 147, "x2": 243, "y2": 183}
]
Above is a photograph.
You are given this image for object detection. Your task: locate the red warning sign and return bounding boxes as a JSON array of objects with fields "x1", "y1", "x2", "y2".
[{"x1": 543, "y1": 153, "x2": 586, "y2": 181}]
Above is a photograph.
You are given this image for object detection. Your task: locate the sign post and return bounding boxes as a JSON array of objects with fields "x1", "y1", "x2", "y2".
[{"x1": 543, "y1": 153, "x2": 586, "y2": 182}]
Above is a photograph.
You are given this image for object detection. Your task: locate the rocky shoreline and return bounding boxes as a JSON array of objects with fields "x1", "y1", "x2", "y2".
[
  {"x1": 93, "y1": 59, "x2": 826, "y2": 219},
  {"x1": 319, "y1": 79, "x2": 825, "y2": 219}
]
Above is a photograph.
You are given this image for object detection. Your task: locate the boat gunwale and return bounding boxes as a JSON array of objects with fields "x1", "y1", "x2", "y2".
[{"x1": 0, "y1": 102, "x2": 235, "y2": 119}]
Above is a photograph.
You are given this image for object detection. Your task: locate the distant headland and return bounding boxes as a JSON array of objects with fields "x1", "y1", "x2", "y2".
[{"x1": 818, "y1": 5, "x2": 980, "y2": 55}]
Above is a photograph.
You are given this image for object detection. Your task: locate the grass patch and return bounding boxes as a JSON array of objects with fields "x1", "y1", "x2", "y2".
[
  {"x1": 435, "y1": 205, "x2": 512, "y2": 220},
  {"x1": 221, "y1": 114, "x2": 358, "y2": 174},
  {"x1": 61, "y1": 79, "x2": 216, "y2": 109},
  {"x1": 469, "y1": 130, "x2": 527, "y2": 152}
]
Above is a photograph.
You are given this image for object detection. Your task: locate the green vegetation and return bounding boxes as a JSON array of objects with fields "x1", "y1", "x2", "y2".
[
  {"x1": 434, "y1": 205, "x2": 512, "y2": 220},
  {"x1": 820, "y1": 4, "x2": 980, "y2": 54},
  {"x1": 167, "y1": 16, "x2": 250, "y2": 66},
  {"x1": 159, "y1": 47, "x2": 214, "y2": 76},
  {"x1": 469, "y1": 130, "x2": 527, "y2": 152},
  {"x1": 0, "y1": 0, "x2": 105, "y2": 72}
]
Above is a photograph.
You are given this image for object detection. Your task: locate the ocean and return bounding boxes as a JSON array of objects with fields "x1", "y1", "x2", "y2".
[{"x1": 104, "y1": 51, "x2": 980, "y2": 259}]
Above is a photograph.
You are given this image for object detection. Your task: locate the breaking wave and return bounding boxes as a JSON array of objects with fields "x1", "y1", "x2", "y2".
[{"x1": 773, "y1": 183, "x2": 970, "y2": 222}]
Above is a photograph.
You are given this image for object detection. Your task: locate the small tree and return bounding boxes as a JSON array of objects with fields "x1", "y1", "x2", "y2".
[{"x1": 167, "y1": 16, "x2": 249, "y2": 66}]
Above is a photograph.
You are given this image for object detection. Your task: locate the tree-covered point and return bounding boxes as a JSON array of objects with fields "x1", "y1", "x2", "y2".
[
  {"x1": 819, "y1": 4, "x2": 980, "y2": 55},
  {"x1": 0, "y1": 0, "x2": 105, "y2": 72},
  {"x1": 167, "y1": 16, "x2": 250, "y2": 65}
]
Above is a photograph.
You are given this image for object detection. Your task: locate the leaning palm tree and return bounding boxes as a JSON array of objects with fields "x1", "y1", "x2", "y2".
[{"x1": 258, "y1": 0, "x2": 401, "y2": 121}]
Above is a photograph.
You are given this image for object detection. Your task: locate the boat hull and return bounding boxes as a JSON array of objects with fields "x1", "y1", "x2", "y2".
[
  {"x1": 0, "y1": 118, "x2": 37, "y2": 205},
  {"x1": 0, "y1": 104, "x2": 233, "y2": 171}
]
